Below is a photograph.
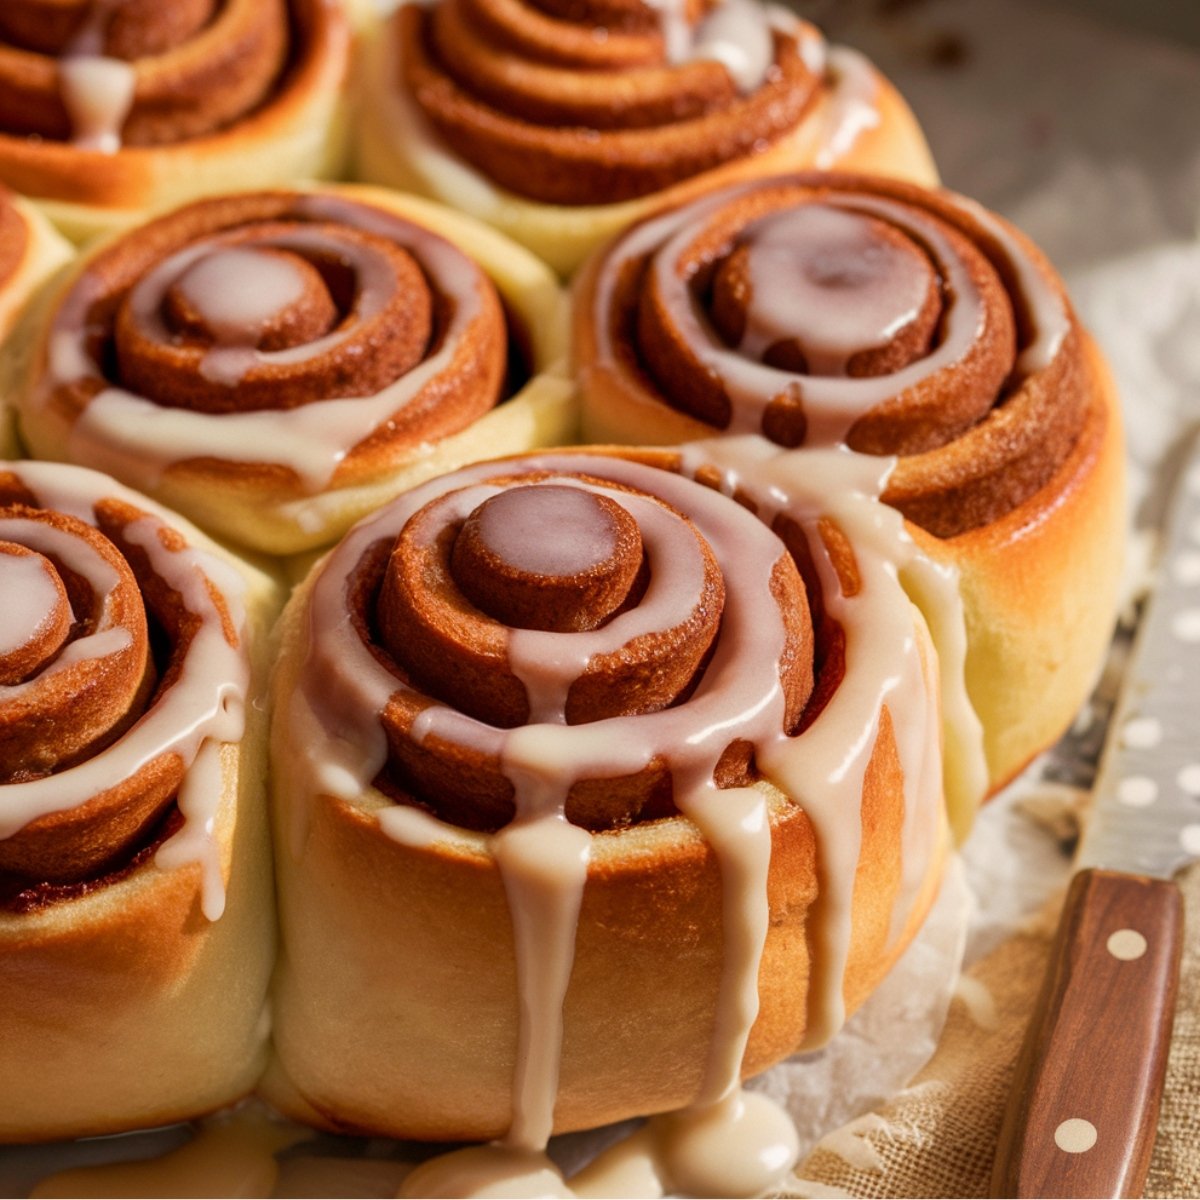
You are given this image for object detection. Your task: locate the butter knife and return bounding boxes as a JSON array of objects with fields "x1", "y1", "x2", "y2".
[{"x1": 991, "y1": 431, "x2": 1200, "y2": 1199}]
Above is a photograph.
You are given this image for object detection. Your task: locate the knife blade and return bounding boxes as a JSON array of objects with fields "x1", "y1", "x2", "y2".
[{"x1": 991, "y1": 428, "x2": 1200, "y2": 1199}]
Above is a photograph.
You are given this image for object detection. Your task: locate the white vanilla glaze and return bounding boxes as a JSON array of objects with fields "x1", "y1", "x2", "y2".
[
  {"x1": 56, "y1": 0, "x2": 138, "y2": 153},
  {"x1": 0, "y1": 462, "x2": 251, "y2": 921},
  {"x1": 0, "y1": 516, "x2": 130, "y2": 703},
  {"x1": 29, "y1": 1107, "x2": 309, "y2": 1200},
  {"x1": 814, "y1": 47, "x2": 881, "y2": 169},
  {"x1": 411, "y1": 481, "x2": 710, "y2": 723},
  {"x1": 642, "y1": 0, "x2": 692, "y2": 66},
  {"x1": 122, "y1": 223, "x2": 402, "y2": 391},
  {"x1": 284, "y1": 438, "x2": 984, "y2": 1196},
  {"x1": 688, "y1": 0, "x2": 775, "y2": 94},
  {"x1": 38, "y1": 195, "x2": 489, "y2": 492},
  {"x1": 504, "y1": 491, "x2": 706, "y2": 723},
  {"x1": 734, "y1": 205, "x2": 931, "y2": 373},
  {"x1": 642, "y1": 0, "x2": 775, "y2": 94},
  {"x1": 172, "y1": 247, "x2": 311, "y2": 342},
  {"x1": 587, "y1": 179, "x2": 1070, "y2": 446},
  {"x1": 62, "y1": 0, "x2": 127, "y2": 56},
  {"x1": 58, "y1": 55, "x2": 136, "y2": 154},
  {"x1": 677, "y1": 437, "x2": 977, "y2": 1036},
  {"x1": 954, "y1": 194, "x2": 1069, "y2": 375},
  {"x1": 0, "y1": 549, "x2": 66, "y2": 657},
  {"x1": 474, "y1": 485, "x2": 619, "y2": 579}
]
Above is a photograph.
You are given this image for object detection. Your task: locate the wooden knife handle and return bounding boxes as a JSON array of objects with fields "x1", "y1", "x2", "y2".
[{"x1": 991, "y1": 868, "x2": 1183, "y2": 1198}]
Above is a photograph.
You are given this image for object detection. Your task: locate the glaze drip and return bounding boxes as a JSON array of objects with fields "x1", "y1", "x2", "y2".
[
  {"x1": 12, "y1": 0, "x2": 292, "y2": 151},
  {"x1": 646, "y1": 0, "x2": 776, "y2": 93},
  {"x1": 58, "y1": 55, "x2": 136, "y2": 153},
  {"x1": 282, "y1": 439, "x2": 983, "y2": 1194}
]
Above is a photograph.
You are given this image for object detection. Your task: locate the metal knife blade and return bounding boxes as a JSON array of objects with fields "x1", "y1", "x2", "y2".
[
  {"x1": 1076, "y1": 433, "x2": 1200, "y2": 881},
  {"x1": 991, "y1": 428, "x2": 1200, "y2": 1200}
]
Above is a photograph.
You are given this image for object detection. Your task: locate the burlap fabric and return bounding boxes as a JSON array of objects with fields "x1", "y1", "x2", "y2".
[{"x1": 782, "y1": 862, "x2": 1200, "y2": 1199}]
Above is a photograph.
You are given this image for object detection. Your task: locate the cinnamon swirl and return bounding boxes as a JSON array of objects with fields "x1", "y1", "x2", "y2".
[
  {"x1": 262, "y1": 442, "x2": 978, "y2": 1171},
  {"x1": 574, "y1": 172, "x2": 1126, "y2": 792},
  {"x1": 11, "y1": 186, "x2": 574, "y2": 557},
  {"x1": 0, "y1": 0, "x2": 354, "y2": 242},
  {"x1": 356, "y1": 0, "x2": 937, "y2": 275},
  {"x1": 0, "y1": 460, "x2": 281, "y2": 1143}
]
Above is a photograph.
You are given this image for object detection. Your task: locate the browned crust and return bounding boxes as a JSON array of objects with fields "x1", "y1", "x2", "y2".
[
  {"x1": 267, "y1": 689, "x2": 944, "y2": 1139},
  {"x1": 909, "y1": 335, "x2": 1126, "y2": 792},
  {"x1": 0, "y1": 481, "x2": 281, "y2": 1144},
  {"x1": 0, "y1": 738, "x2": 275, "y2": 1143},
  {"x1": 359, "y1": 21, "x2": 936, "y2": 278},
  {"x1": 0, "y1": 188, "x2": 72, "y2": 350},
  {"x1": 0, "y1": 185, "x2": 28, "y2": 286}
]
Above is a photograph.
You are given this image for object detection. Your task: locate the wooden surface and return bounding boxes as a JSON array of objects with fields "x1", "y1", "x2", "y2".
[{"x1": 991, "y1": 868, "x2": 1184, "y2": 1198}]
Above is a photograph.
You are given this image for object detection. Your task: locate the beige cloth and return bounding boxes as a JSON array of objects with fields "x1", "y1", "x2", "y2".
[{"x1": 785, "y1": 862, "x2": 1200, "y2": 1199}]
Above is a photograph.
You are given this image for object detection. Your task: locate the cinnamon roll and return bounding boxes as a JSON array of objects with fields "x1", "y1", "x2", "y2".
[
  {"x1": 0, "y1": 460, "x2": 281, "y2": 1143},
  {"x1": 262, "y1": 441, "x2": 974, "y2": 1165},
  {"x1": 356, "y1": 0, "x2": 937, "y2": 275},
  {"x1": 0, "y1": 185, "x2": 72, "y2": 454},
  {"x1": 574, "y1": 172, "x2": 1126, "y2": 792},
  {"x1": 10, "y1": 186, "x2": 574, "y2": 557},
  {"x1": 0, "y1": 0, "x2": 354, "y2": 242}
]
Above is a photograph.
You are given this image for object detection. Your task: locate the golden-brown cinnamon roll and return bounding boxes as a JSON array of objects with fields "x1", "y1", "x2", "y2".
[
  {"x1": 0, "y1": 459, "x2": 281, "y2": 1143},
  {"x1": 575, "y1": 172, "x2": 1126, "y2": 792},
  {"x1": 10, "y1": 185, "x2": 574, "y2": 557},
  {"x1": 0, "y1": 0, "x2": 354, "y2": 242},
  {"x1": 356, "y1": 0, "x2": 937, "y2": 275},
  {"x1": 262, "y1": 442, "x2": 971, "y2": 1171},
  {"x1": 0, "y1": 185, "x2": 72, "y2": 453}
]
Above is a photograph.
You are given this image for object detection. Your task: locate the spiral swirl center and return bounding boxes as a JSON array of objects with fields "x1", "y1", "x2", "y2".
[
  {"x1": 451, "y1": 486, "x2": 644, "y2": 633},
  {"x1": 0, "y1": 544, "x2": 71, "y2": 684},
  {"x1": 165, "y1": 246, "x2": 331, "y2": 351},
  {"x1": 0, "y1": 507, "x2": 151, "y2": 783},
  {"x1": 713, "y1": 206, "x2": 939, "y2": 376}
]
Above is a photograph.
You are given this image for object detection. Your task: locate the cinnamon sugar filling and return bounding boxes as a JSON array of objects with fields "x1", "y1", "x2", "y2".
[
  {"x1": 397, "y1": 0, "x2": 825, "y2": 205},
  {"x1": 582, "y1": 173, "x2": 1086, "y2": 537},
  {"x1": 308, "y1": 462, "x2": 839, "y2": 833},
  {"x1": 31, "y1": 191, "x2": 514, "y2": 493},
  {"x1": 0, "y1": 468, "x2": 248, "y2": 916},
  {"x1": 0, "y1": 803, "x2": 183, "y2": 914},
  {"x1": 0, "y1": 0, "x2": 290, "y2": 148}
]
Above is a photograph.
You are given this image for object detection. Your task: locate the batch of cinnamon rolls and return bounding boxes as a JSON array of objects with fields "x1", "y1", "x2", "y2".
[{"x1": 0, "y1": 0, "x2": 1125, "y2": 1196}]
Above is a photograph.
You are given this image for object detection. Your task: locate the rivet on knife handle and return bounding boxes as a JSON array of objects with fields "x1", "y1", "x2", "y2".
[{"x1": 990, "y1": 868, "x2": 1183, "y2": 1199}]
